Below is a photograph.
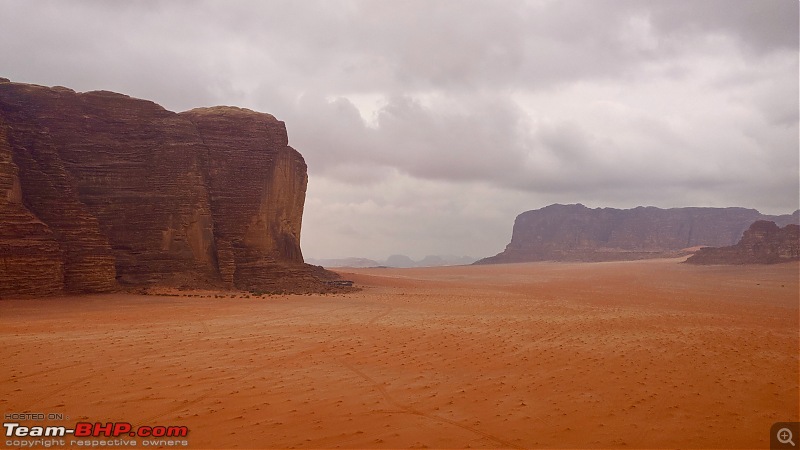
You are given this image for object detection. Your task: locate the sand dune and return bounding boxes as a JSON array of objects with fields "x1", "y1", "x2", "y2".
[{"x1": 1, "y1": 259, "x2": 797, "y2": 448}]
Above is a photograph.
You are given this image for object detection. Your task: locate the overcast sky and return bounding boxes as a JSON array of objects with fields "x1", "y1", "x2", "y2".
[{"x1": 1, "y1": 0, "x2": 798, "y2": 260}]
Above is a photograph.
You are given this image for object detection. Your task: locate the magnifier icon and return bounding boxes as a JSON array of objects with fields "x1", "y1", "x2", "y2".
[{"x1": 778, "y1": 428, "x2": 796, "y2": 446}]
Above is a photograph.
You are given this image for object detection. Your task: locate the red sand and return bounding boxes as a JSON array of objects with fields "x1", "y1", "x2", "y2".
[{"x1": 1, "y1": 259, "x2": 798, "y2": 448}]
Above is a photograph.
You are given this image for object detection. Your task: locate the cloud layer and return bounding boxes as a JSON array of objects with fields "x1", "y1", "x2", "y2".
[{"x1": 1, "y1": 0, "x2": 797, "y2": 259}]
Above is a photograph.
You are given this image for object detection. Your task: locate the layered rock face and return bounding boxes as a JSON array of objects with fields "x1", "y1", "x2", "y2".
[
  {"x1": 685, "y1": 221, "x2": 800, "y2": 264},
  {"x1": 179, "y1": 107, "x2": 309, "y2": 290},
  {"x1": 0, "y1": 79, "x2": 330, "y2": 296},
  {"x1": 0, "y1": 124, "x2": 65, "y2": 296},
  {"x1": 477, "y1": 204, "x2": 800, "y2": 264}
]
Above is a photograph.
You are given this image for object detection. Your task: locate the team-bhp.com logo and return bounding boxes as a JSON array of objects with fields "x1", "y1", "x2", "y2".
[{"x1": 5, "y1": 422, "x2": 188, "y2": 438}]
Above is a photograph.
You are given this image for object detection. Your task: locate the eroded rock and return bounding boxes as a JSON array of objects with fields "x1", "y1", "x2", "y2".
[
  {"x1": 685, "y1": 221, "x2": 800, "y2": 264},
  {"x1": 0, "y1": 79, "x2": 333, "y2": 296}
]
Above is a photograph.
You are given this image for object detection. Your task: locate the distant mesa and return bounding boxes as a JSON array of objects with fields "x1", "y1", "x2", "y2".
[
  {"x1": 305, "y1": 257, "x2": 383, "y2": 268},
  {"x1": 685, "y1": 221, "x2": 799, "y2": 264},
  {"x1": 476, "y1": 203, "x2": 800, "y2": 264},
  {"x1": 0, "y1": 78, "x2": 338, "y2": 297},
  {"x1": 307, "y1": 254, "x2": 477, "y2": 268},
  {"x1": 385, "y1": 254, "x2": 416, "y2": 268}
]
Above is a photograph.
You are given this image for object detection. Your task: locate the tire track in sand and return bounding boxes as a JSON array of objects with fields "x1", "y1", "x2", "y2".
[
  {"x1": 337, "y1": 359, "x2": 522, "y2": 449},
  {"x1": 337, "y1": 303, "x2": 523, "y2": 449}
]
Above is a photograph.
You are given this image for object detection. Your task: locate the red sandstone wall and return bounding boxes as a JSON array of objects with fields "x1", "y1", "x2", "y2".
[{"x1": 0, "y1": 79, "x2": 322, "y2": 296}]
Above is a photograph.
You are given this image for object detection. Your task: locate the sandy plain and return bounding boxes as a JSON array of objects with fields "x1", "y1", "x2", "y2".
[{"x1": 1, "y1": 259, "x2": 798, "y2": 449}]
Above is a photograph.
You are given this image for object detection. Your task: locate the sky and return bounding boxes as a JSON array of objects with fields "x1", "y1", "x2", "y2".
[{"x1": 1, "y1": 0, "x2": 798, "y2": 260}]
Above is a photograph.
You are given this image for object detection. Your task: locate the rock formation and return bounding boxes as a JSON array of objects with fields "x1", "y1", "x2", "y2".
[
  {"x1": 477, "y1": 204, "x2": 800, "y2": 264},
  {"x1": 0, "y1": 79, "x2": 334, "y2": 297},
  {"x1": 685, "y1": 221, "x2": 800, "y2": 264}
]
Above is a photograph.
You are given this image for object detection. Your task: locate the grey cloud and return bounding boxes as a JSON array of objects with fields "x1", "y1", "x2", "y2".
[
  {"x1": 282, "y1": 92, "x2": 529, "y2": 185},
  {"x1": 645, "y1": 0, "x2": 798, "y2": 53},
  {"x1": 5, "y1": 0, "x2": 792, "y2": 96},
  {"x1": 374, "y1": 95, "x2": 526, "y2": 181}
]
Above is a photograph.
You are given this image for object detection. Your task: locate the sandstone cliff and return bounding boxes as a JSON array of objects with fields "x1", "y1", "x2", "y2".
[
  {"x1": 178, "y1": 107, "x2": 308, "y2": 289},
  {"x1": 477, "y1": 204, "x2": 800, "y2": 264},
  {"x1": 0, "y1": 123, "x2": 65, "y2": 296},
  {"x1": 685, "y1": 221, "x2": 800, "y2": 264},
  {"x1": 0, "y1": 79, "x2": 333, "y2": 297}
]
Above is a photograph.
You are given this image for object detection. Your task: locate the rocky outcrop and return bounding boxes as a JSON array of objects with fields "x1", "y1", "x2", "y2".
[
  {"x1": 477, "y1": 204, "x2": 800, "y2": 264},
  {"x1": 0, "y1": 79, "x2": 334, "y2": 296},
  {"x1": 685, "y1": 221, "x2": 800, "y2": 264},
  {"x1": 179, "y1": 107, "x2": 308, "y2": 290}
]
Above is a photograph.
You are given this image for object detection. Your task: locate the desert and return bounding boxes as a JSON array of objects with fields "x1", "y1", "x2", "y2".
[
  {"x1": 3, "y1": 2, "x2": 799, "y2": 449},
  {"x1": 2, "y1": 259, "x2": 797, "y2": 448}
]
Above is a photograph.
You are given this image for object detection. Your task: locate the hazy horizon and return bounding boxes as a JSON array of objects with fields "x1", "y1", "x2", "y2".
[
  {"x1": 305, "y1": 203, "x2": 800, "y2": 261},
  {"x1": 2, "y1": 0, "x2": 797, "y2": 260}
]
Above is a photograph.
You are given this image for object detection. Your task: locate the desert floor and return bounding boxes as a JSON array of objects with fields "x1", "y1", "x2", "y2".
[{"x1": 1, "y1": 259, "x2": 798, "y2": 449}]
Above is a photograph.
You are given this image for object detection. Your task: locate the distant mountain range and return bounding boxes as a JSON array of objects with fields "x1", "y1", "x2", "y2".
[{"x1": 307, "y1": 254, "x2": 477, "y2": 268}]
